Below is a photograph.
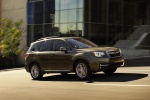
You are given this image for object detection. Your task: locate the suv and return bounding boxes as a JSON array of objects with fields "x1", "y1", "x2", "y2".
[{"x1": 25, "y1": 37, "x2": 124, "y2": 80}]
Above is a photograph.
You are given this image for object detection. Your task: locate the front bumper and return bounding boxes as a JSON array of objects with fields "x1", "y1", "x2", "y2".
[
  {"x1": 90, "y1": 56, "x2": 124, "y2": 72},
  {"x1": 99, "y1": 56, "x2": 124, "y2": 71},
  {"x1": 99, "y1": 61, "x2": 124, "y2": 71}
]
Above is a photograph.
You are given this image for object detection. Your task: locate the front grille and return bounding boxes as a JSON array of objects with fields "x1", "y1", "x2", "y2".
[{"x1": 107, "y1": 51, "x2": 121, "y2": 58}]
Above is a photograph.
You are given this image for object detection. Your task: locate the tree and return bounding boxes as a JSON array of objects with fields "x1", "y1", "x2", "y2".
[{"x1": 0, "y1": 18, "x2": 24, "y2": 67}]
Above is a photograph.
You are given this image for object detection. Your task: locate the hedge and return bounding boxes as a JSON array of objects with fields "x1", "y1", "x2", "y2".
[{"x1": 0, "y1": 55, "x2": 12, "y2": 70}]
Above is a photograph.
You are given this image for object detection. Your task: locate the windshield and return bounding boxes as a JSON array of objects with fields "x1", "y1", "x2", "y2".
[{"x1": 66, "y1": 38, "x2": 98, "y2": 49}]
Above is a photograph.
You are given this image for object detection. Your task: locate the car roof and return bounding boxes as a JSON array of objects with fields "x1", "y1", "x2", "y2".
[
  {"x1": 37, "y1": 36, "x2": 80, "y2": 41},
  {"x1": 32, "y1": 36, "x2": 82, "y2": 44}
]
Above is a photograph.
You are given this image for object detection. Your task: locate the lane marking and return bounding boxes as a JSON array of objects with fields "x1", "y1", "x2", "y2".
[
  {"x1": 87, "y1": 84, "x2": 150, "y2": 87},
  {"x1": 117, "y1": 70, "x2": 150, "y2": 72}
]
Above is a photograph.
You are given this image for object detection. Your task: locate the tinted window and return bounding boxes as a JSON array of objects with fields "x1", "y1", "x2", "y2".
[
  {"x1": 40, "y1": 40, "x2": 53, "y2": 51},
  {"x1": 30, "y1": 42, "x2": 42, "y2": 51},
  {"x1": 67, "y1": 38, "x2": 98, "y2": 49},
  {"x1": 53, "y1": 40, "x2": 71, "y2": 51}
]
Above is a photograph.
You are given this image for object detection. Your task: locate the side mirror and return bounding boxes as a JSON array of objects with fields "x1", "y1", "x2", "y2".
[{"x1": 60, "y1": 47, "x2": 67, "y2": 52}]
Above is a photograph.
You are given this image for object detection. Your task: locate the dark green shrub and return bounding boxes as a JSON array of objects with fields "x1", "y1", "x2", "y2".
[{"x1": 0, "y1": 55, "x2": 12, "y2": 69}]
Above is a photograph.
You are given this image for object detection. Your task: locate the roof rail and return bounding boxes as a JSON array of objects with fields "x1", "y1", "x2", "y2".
[{"x1": 36, "y1": 36, "x2": 59, "y2": 41}]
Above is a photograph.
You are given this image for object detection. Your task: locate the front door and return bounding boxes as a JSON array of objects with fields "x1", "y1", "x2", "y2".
[{"x1": 50, "y1": 40, "x2": 73, "y2": 71}]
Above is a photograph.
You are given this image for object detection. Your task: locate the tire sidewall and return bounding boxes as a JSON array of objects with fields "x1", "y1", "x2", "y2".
[
  {"x1": 75, "y1": 60, "x2": 91, "y2": 79},
  {"x1": 30, "y1": 64, "x2": 43, "y2": 80}
]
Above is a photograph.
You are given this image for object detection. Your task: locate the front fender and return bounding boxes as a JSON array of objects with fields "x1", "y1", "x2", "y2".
[{"x1": 72, "y1": 52, "x2": 99, "y2": 72}]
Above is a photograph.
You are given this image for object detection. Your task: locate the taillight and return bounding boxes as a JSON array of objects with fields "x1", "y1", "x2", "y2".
[{"x1": 25, "y1": 53, "x2": 29, "y2": 60}]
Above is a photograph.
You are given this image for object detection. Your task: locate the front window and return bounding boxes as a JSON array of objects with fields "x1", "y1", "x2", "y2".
[
  {"x1": 53, "y1": 40, "x2": 71, "y2": 51},
  {"x1": 67, "y1": 38, "x2": 98, "y2": 49}
]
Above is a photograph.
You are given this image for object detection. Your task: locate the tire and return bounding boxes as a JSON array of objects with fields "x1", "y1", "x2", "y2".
[
  {"x1": 103, "y1": 67, "x2": 117, "y2": 75},
  {"x1": 30, "y1": 64, "x2": 43, "y2": 80},
  {"x1": 75, "y1": 60, "x2": 92, "y2": 79}
]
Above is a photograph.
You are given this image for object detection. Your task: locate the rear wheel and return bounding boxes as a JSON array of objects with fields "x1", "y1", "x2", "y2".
[
  {"x1": 103, "y1": 67, "x2": 117, "y2": 75},
  {"x1": 30, "y1": 64, "x2": 43, "y2": 80},
  {"x1": 75, "y1": 60, "x2": 92, "y2": 79}
]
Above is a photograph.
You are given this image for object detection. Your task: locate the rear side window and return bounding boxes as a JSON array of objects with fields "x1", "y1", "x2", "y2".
[{"x1": 40, "y1": 40, "x2": 53, "y2": 51}]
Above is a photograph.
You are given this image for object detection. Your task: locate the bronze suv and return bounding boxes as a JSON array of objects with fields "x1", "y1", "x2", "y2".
[{"x1": 25, "y1": 37, "x2": 124, "y2": 80}]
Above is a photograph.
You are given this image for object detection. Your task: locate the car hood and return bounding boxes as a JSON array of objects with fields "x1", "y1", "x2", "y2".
[{"x1": 76, "y1": 47, "x2": 119, "y2": 52}]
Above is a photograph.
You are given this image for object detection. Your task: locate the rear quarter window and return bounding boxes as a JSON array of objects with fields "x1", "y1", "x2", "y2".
[{"x1": 29, "y1": 42, "x2": 42, "y2": 52}]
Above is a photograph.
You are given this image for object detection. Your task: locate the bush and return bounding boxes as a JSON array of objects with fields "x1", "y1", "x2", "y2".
[
  {"x1": 0, "y1": 54, "x2": 12, "y2": 69},
  {"x1": 0, "y1": 18, "x2": 23, "y2": 67}
]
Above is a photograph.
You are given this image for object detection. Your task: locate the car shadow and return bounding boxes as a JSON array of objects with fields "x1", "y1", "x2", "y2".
[{"x1": 38, "y1": 73, "x2": 148, "y2": 83}]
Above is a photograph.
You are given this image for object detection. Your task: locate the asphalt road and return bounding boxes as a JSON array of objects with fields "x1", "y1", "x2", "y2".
[{"x1": 0, "y1": 67, "x2": 150, "y2": 100}]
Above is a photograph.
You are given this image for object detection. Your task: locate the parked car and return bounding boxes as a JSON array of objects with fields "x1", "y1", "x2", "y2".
[{"x1": 25, "y1": 37, "x2": 124, "y2": 80}]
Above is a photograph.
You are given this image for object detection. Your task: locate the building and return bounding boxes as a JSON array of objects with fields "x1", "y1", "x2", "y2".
[
  {"x1": 0, "y1": 0, "x2": 27, "y2": 65},
  {"x1": 26, "y1": 0, "x2": 150, "y2": 45},
  {"x1": 1, "y1": 0, "x2": 150, "y2": 65}
]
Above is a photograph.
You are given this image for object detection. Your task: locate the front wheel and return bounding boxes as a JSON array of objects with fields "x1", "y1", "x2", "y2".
[
  {"x1": 75, "y1": 60, "x2": 92, "y2": 79},
  {"x1": 30, "y1": 64, "x2": 43, "y2": 80},
  {"x1": 103, "y1": 67, "x2": 117, "y2": 75}
]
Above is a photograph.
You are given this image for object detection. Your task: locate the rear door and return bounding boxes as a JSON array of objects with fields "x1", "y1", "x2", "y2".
[{"x1": 37, "y1": 40, "x2": 54, "y2": 70}]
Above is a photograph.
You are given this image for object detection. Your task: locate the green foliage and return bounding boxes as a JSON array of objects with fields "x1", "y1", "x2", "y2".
[{"x1": 0, "y1": 18, "x2": 24, "y2": 67}]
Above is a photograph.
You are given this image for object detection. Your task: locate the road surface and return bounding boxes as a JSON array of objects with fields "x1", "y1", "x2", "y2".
[{"x1": 0, "y1": 66, "x2": 150, "y2": 100}]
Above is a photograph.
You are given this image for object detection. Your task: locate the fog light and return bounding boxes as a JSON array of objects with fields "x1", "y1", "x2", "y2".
[
  {"x1": 100, "y1": 64, "x2": 108, "y2": 67},
  {"x1": 121, "y1": 62, "x2": 125, "y2": 66}
]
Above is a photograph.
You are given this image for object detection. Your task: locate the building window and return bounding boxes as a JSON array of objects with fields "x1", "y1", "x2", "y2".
[
  {"x1": 27, "y1": 0, "x2": 146, "y2": 46},
  {"x1": 60, "y1": 0, "x2": 77, "y2": 10},
  {"x1": 28, "y1": 0, "x2": 43, "y2": 2},
  {"x1": 27, "y1": 0, "x2": 83, "y2": 46},
  {"x1": 108, "y1": 0, "x2": 122, "y2": 24},
  {"x1": 27, "y1": 2, "x2": 33, "y2": 24},
  {"x1": 27, "y1": 25, "x2": 43, "y2": 46},
  {"x1": 44, "y1": 0, "x2": 55, "y2": 23},
  {"x1": 34, "y1": 1, "x2": 43, "y2": 24},
  {"x1": 27, "y1": 1, "x2": 43, "y2": 24}
]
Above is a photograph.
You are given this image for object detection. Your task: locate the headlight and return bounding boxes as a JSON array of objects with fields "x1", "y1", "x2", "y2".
[
  {"x1": 92, "y1": 52, "x2": 105, "y2": 57},
  {"x1": 118, "y1": 49, "x2": 122, "y2": 54}
]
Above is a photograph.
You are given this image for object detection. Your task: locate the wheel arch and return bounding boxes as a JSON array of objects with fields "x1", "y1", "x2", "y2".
[
  {"x1": 29, "y1": 62, "x2": 41, "y2": 72},
  {"x1": 73, "y1": 58, "x2": 90, "y2": 72}
]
